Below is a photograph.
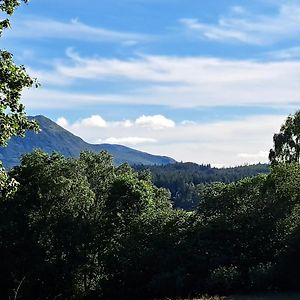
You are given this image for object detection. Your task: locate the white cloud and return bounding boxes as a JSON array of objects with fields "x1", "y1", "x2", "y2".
[
  {"x1": 58, "y1": 49, "x2": 179, "y2": 82},
  {"x1": 56, "y1": 117, "x2": 69, "y2": 127},
  {"x1": 180, "y1": 4, "x2": 300, "y2": 45},
  {"x1": 181, "y1": 18, "x2": 257, "y2": 44},
  {"x1": 132, "y1": 114, "x2": 285, "y2": 166},
  {"x1": 4, "y1": 17, "x2": 147, "y2": 44},
  {"x1": 112, "y1": 120, "x2": 134, "y2": 128},
  {"x1": 53, "y1": 114, "x2": 286, "y2": 166},
  {"x1": 80, "y1": 115, "x2": 107, "y2": 128},
  {"x1": 27, "y1": 67, "x2": 72, "y2": 87},
  {"x1": 181, "y1": 120, "x2": 197, "y2": 126},
  {"x1": 23, "y1": 53, "x2": 300, "y2": 109},
  {"x1": 238, "y1": 151, "x2": 269, "y2": 159},
  {"x1": 135, "y1": 115, "x2": 175, "y2": 130},
  {"x1": 101, "y1": 137, "x2": 157, "y2": 145},
  {"x1": 57, "y1": 114, "x2": 174, "y2": 131}
]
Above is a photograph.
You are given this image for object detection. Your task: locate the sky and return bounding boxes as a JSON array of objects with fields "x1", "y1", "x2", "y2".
[{"x1": 2, "y1": 0, "x2": 300, "y2": 166}]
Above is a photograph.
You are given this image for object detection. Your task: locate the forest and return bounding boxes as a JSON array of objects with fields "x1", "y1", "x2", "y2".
[
  {"x1": 1, "y1": 136, "x2": 300, "y2": 299},
  {"x1": 134, "y1": 163, "x2": 269, "y2": 210}
]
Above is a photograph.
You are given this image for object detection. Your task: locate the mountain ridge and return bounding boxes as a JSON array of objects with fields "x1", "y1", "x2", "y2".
[{"x1": 0, "y1": 115, "x2": 176, "y2": 168}]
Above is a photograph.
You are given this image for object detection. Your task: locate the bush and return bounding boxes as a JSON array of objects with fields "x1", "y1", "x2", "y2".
[{"x1": 207, "y1": 265, "x2": 241, "y2": 294}]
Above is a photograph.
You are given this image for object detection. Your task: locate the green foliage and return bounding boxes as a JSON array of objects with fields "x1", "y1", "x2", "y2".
[
  {"x1": 0, "y1": 49, "x2": 39, "y2": 146},
  {"x1": 0, "y1": 0, "x2": 28, "y2": 33},
  {"x1": 248, "y1": 262, "x2": 274, "y2": 290},
  {"x1": 135, "y1": 163, "x2": 270, "y2": 210},
  {"x1": 0, "y1": 0, "x2": 27, "y2": 15},
  {"x1": 1, "y1": 150, "x2": 300, "y2": 299},
  {"x1": 0, "y1": 166, "x2": 18, "y2": 197},
  {"x1": 0, "y1": 150, "x2": 180, "y2": 299},
  {"x1": 0, "y1": 1, "x2": 39, "y2": 147},
  {"x1": 3, "y1": 151, "x2": 97, "y2": 298},
  {"x1": 270, "y1": 110, "x2": 300, "y2": 164},
  {"x1": 208, "y1": 265, "x2": 241, "y2": 294},
  {"x1": 0, "y1": 0, "x2": 38, "y2": 203}
]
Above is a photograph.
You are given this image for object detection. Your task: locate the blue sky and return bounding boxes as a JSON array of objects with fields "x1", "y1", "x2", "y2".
[{"x1": 2, "y1": 0, "x2": 300, "y2": 166}]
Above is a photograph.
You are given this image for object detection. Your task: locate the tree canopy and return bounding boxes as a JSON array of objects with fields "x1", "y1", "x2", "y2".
[
  {"x1": 269, "y1": 110, "x2": 300, "y2": 164},
  {"x1": 1, "y1": 150, "x2": 300, "y2": 299},
  {"x1": 0, "y1": 0, "x2": 38, "y2": 197},
  {"x1": 0, "y1": 0, "x2": 38, "y2": 148}
]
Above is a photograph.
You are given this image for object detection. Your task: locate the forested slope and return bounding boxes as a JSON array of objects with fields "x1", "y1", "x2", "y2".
[{"x1": 135, "y1": 162, "x2": 270, "y2": 209}]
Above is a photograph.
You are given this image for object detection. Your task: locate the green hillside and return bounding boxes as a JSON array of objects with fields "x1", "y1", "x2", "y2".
[
  {"x1": 0, "y1": 115, "x2": 176, "y2": 168},
  {"x1": 135, "y1": 162, "x2": 270, "y2": 209}
]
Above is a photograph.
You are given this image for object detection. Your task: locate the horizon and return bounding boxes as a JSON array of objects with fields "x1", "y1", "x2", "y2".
[
  {"x1": 30, "y1": 114, "x2": 269, "y2": 169},
  {"x1": 2, "y1": 0, "x2": 300, "y2": 166}
]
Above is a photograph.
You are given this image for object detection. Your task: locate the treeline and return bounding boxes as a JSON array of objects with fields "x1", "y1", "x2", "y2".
[
  {"x1": 135, "y1": 162, "x2": 270, "y2": 209},
  {"x1": 1, "y1": 150, "x2": 300, "y2": 299}
]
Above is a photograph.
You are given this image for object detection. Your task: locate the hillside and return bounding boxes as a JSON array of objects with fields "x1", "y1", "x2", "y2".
[
  {"x1": 135, "y1": 162, "x2": 270, "y2": 209},
  {"x1": 0, "y1": 115, "x2": 176, "y2": 168}
]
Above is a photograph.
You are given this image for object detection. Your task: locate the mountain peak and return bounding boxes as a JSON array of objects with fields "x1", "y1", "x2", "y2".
[{"x1": 0, "y1": 115, "x2": 176, "y2": 168}]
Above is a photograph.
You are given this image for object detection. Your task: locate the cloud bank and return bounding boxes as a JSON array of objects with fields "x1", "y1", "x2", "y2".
[{"x1": 55, "y1": 114, "x2": 286, "y2": 166}]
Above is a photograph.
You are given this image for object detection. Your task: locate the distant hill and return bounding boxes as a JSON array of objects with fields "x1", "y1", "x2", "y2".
[
  {"x1": 0, "y1": 115, "x2": 176, "y2": 168},
  {"x1": 135, "y1": 162, "x2": 270, "y2": 210}
]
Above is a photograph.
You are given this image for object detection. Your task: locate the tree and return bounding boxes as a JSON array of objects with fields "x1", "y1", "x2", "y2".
[
  {"x1": 1, "y1": 150, "x2": 183, "y2": 299},
  {"x1": 0, "y1": 0, "x2": 38, "y2": 196},
  {"x1": 2, "y1": 151, "x2": 100, "y2": 299},
  {"x1": 0, "y1": 0, "x2": 39, "y2": 147},
  {"x1": 269, "y1": 110, "x2": 300, "y2": 164}
]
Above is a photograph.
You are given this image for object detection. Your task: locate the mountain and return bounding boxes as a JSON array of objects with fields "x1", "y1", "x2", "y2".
[{"x1": 0, "y1": 115, "x2": 176, "y2": 168}]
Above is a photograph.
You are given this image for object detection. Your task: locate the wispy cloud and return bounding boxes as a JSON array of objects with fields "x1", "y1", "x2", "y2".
[
  {"x1": 268, "y1": 46, "x2": 300, "y2": 59},
  {"x1": 26, "y1": 67, "x2": 72, "y2": 86},
  {"x1": 180, "y1": 4, "x2": 300, "y2": 45},
  {"x1": 23, "y1": 52, "x2": 300, "y2": 109},
  {"x1": 5, "y1": 17, "x2": 148, "y2": 44}
]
